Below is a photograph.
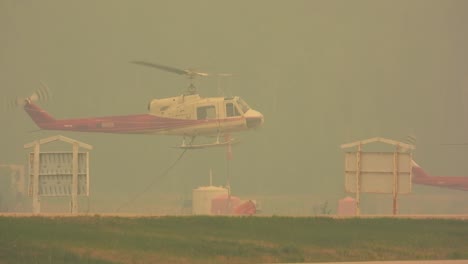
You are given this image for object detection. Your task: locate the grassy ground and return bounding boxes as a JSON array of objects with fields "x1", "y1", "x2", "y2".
[{"x1": 0, "y1": 216, "x2": 467, "y2": 264}]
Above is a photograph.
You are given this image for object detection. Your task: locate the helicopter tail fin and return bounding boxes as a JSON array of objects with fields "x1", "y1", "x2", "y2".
[{"x1": 24, "y1": 101, "x2": 56, "y2": 128}]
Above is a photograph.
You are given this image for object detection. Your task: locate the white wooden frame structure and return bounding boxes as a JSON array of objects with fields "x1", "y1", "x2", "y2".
[
  {"x1": 24, "y1": 135, "x2": 92, "y2": 214},
  {"x1": 340, "y1": 137, "x2": 415, "y2": 215}
]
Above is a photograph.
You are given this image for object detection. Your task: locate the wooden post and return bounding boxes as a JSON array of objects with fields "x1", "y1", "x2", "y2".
[
  {"x1": 32, "y1": 142, "x2": 41, "y2": 214},
  {"x1": 225, "y1": 134, "x2": 232, "y2": 214},
  {"x1": 71, "y1": 142, "x2": 79, "y2": 214},
  {"x1": 355, "y1": 143, "x2": 361, "y2": 216},
  {"x1": 392, "y1": 145, "x2": 400, "y2": 215},
  {"x1": 86, "y1": 152, "x2": 90, "y2": 196}
]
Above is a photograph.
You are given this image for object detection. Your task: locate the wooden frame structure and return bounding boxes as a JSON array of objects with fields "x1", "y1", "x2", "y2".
[
  {"x1": 24, "y1": 135, "x2": 92, "y2": 214},
  {"x1": 340, "y1": 137, "x2": 415, "y2": 215}
]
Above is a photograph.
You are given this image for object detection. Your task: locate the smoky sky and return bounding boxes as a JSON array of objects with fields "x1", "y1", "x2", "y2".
[{"x1": 1, "y1": 0, "x2": 468, "y2": 214}]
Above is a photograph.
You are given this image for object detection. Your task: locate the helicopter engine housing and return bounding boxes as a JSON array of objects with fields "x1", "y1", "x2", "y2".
[{"x1": 148, "y1": 96, "x2": 182, "y2": 114}]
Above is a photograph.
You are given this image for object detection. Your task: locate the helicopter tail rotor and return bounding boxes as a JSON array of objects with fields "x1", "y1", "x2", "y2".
[{"x1": 5, "y1": 82, "x2": 51, "y2": 109}]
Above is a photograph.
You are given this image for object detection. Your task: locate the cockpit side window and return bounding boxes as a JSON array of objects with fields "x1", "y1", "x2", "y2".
[
  {"x1": 226, "y1": 102, "x2": 240, "y2": 117},
  {"x1": 197, "y1": 105, "x2": 216, "y2": 120}
]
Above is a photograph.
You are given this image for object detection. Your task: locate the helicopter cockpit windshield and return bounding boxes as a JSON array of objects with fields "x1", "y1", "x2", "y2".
[
  {"x1": 236, "y1": 97, "x2": 250, "y2": 113},
  {"x1": 225, "y1": 97, "x2": 251, "y2": 118}
]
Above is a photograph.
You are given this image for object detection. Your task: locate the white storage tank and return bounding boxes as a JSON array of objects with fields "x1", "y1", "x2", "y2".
[{"x1": 192, "y1": 186, "x2": 228, "y2": 215}]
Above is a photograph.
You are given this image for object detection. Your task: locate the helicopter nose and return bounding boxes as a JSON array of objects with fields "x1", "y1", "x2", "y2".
[{"x1": 245, "y1": 109, "x2": 264, "y2": 128}]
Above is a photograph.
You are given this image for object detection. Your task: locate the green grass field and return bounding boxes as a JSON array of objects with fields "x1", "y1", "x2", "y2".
[{"x1": 1, "y1": 216, "x2": 467, "y2": 264}]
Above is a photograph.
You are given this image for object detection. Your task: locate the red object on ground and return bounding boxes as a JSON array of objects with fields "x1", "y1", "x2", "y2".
[
  {"x1": 233, "y1": 200, "x2": 256, "y2": 215},
  {"x1": 337, "y1": 196, "x2": 357, "y2": 216},
  {"x1": 211, "y1": 194, "x2": 241, "y2": 215},
  {"x1": 211, "y1": 195, "x2": 256, "y2": 215}
]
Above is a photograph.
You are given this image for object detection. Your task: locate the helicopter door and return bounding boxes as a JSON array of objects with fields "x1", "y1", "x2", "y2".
[
  {"x1": 225, "y1": 102, "x2": 241, "y2": 117},
  {"x1": 221, "y1": 101, "x2": 244, "y2": 132},
  {"x1": 195, "y1": 104, "x2": 221, "y2": 135}
]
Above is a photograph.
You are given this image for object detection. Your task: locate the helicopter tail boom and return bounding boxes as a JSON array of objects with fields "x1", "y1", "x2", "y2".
[{"x1": 23, "y1": 101, "x2": 56, "y2": 129}]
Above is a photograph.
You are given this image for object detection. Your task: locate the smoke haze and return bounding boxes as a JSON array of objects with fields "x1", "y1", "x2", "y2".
[{"x1": 1, "y1": 0, "x2": 468, "y2": 214}]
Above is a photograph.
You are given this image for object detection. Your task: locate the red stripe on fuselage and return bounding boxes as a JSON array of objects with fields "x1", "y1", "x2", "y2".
[{"x1": 40, "y1": 114, "x2": 245, "y2": 135}]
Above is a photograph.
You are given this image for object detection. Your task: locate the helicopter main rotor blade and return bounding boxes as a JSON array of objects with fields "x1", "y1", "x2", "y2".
[
  {"x1": 131, "y1": 61, "x2": 188, "y2": 75},
  {"x1": 131, "y1": 61, "x2": 210, "y2": 78}
]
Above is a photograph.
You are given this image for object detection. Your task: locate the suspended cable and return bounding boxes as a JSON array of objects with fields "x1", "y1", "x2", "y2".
[{"x1": 115, "y1": 149, "x2": 188, "y2": 212}]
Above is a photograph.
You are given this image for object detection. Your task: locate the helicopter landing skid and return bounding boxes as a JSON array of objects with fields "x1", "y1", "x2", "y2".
[{"x1": 175, "y1": 138, "x2": 239, "y2": 150}]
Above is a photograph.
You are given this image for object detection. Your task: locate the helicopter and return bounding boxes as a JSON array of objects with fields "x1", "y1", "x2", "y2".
[{"x1": 21, "y1": 62, "x2": 264, "y2": 149}]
